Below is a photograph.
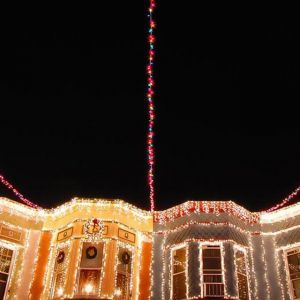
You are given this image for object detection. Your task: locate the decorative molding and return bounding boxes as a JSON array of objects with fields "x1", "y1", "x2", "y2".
[
  {"x1": 0, "y1": 224, "x2": 22, "y2": 243},
  {"x1": 57, "y1": 227, "x2": 73, "y2": 242},
  {"x1": 118, "y1": 228, "x2": 136, "y2": 244}
]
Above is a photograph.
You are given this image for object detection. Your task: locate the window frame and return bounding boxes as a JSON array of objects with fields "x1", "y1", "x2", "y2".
[
  {"x1": 0, "y1": 241, "x2": 16, "y2": 300},
  {"x1": 50, "y1": 242, "x2": 71, "y2": 299},
  {"x1": 285, "y1": 246, "x2": 300, "y2": 300},
  {"x1": 200, "y1": 243, "x2": 225, "y2": 298},
  {"x1": 114, "y1": 241, "x2": 135, "y2": 300},
  {"x1": 75, "y1": 241, "x2": 106, "y2": 297},
  {"x1": 170, "y1": 244, "x2": 188, "y2": 300},
  {"x1": 234, "y1": 245, "x2": 250, "y2": 300}
]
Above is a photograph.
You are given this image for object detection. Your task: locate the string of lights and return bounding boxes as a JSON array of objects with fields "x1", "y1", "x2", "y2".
[
  {"x1": 147, "y1": 0, "x2": 156, "y2": 212},
  {"x1": 0, "y1": 174, "x2": 39, "y2": 209},
  {"x1": 0, "y1": 0, "x2": 299, "y2": 215},
  {"x1": 264, "y1": 185, "x2": 300, "y2": 212}
]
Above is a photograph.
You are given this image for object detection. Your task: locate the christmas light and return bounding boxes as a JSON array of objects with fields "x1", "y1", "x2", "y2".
[
  {"x1": 280, "y1": 249, "x2": 292, "y2": 299},
  {"x1": 165, "y1": 241, "x2": 233, "y2": 299},
  {"x1": 0, "y1": 239, "x2": 19, "y2": 299},
  {"x1": 154, "y1": 201, "x2": 260, "y2": 225},
  {"x1": 264, "y1": 185, "x2": 300, "y2": 212},
  {"x1": 85, "y1": 283, "x2": 93, "y2": 294},
  {"x1": 13, "y1": 230, "x2": 29, "y2": 300},
  {"x1": 57, "y1": 287, "x2": 63, "y2": 297},
  {"x1": 146, "y1": 0, "x2": 157, "y2": 212},
  {"x1": 261, "y1": 237, "x2": 271, "y2": 300},
  {"x1": 272, "y1": 236, "x2": 286, "y2": 300},
  {"x1": 115, "y1": 288, "x2": 122, "y2": 296},
  {"x1": 99, "y1": 242, "x2": 108, "y2": 298},
  {"x1": 0, "y1": 174, "x2": 40, "y2": 209},
  {"x1": 83, "y1": 218, "x2": 105, "y2": 241},
  {"x1": 0, "y1": 198, "x2": 151, "y2": 299},
  {"x1": 5, "y1": 195, "x2": 300, "y2": 299}
]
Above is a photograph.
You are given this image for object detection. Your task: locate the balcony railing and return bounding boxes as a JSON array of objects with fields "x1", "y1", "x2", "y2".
[{"x1": 203, "y1": 283, "x2": 224, "y2": 297}]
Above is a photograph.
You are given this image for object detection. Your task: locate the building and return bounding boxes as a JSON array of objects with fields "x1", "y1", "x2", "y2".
[
  {"x1": 0, "y1": 197, "x2": 152, "y2": 300},
  {"x1": 1, "y1": 196, "x2": 300, "y2": 299}
]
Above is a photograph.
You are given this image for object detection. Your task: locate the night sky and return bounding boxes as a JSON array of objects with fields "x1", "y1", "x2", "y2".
[{"x1": 0, "y1": 5, "x2": 299, "y2": 211}]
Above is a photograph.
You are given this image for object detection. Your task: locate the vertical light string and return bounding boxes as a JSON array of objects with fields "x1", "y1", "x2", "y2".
[
  {"x1": 147, "y1": 0, "x2": 156, "y2": 212},
  {"x1": 0, "y1": 174, "x2": 39, "y2": 208}
]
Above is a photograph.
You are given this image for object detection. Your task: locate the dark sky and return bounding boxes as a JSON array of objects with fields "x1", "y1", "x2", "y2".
[{"x1": 0, "y1": 5, "x2": 299, "y2": 211}]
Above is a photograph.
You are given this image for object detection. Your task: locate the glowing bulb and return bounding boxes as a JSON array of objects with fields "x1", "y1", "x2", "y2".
[
  {"x1": 57, "y1": 287, "x2": 63, "y2": 297},
  {"x1": 84, "y1": 283, "x2": 93, "y2": 294},
  {"x1": 115, "y1": 288, "x2": 122, "y2": 296}
]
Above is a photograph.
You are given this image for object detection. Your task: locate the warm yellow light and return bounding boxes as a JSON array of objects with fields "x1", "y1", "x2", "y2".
[{"x1": 84, "y1": 283, "x2": 93, "y2": 294}]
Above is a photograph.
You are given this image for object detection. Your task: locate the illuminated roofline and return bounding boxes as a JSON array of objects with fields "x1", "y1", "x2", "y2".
[
  {"x1": 0, "y1": 197, "x2": 39, "y2": 215},
  {"x1": 260, "y1": 199, "x2": 300, "y2": 223},
  {"x1": 2, "y1": 196, "x2": 300, "y2": 224},
  {"x1": 0, "y1": 196, "x2": 152, "y2": 218},
  {"x1": 154, "y1": 200, "x2": 260, "y2": 225}
]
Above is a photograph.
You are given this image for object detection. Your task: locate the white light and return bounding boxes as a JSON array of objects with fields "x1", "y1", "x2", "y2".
[
  {"x1": 84, "y1": 283, "x2": 93, "y2": 294},
  {"x1": 57, "y1": 287, "x2": 63, "y2": 296},
  {"x1": 115, "y1": 288, "x2": 122, "y2": 296}
]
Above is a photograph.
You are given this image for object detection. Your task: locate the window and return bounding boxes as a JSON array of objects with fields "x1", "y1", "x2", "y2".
[
  {"x1": 76, "y1": 242, "x2": 104, "y2": 297},
  {"x1": 235, "y1": 249, "x2": 249, "y2": 300},
  {"x1": 172, "y1": 247, "x2": 187, "y2": 300},
  {"x1": 51, "y1": 247, "x2": 68, "y2": 298},
  {"x1": 202, "y1": 245, "x2": 224, "y2": 298},
  {"x1": 115, "y1": 247, "x2": 133, "y2": 300},
  {"x1": 0, "y1": 246, "x2": 13, "y2": 299},
  {"x1": 286, "y1": 248, "x2": 300, "y2": 299}
]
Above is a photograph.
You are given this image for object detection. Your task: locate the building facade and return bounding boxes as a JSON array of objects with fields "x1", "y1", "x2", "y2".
[
  {"x1": 1, "y1": 197, "x2": 300, "y2": 299},
  {"x1": 0, "y1": 198, "x2": 152, "y2": 300}
]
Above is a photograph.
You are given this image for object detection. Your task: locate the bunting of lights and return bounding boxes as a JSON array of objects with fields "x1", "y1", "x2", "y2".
[
  {"x1": 265, "y1": 185, "x2": 300, "y2": 212},
  {"x1": 0, "y1": 174, "x2": 39, "y2": 208},
  {"x1": 147, "y1": 0, "x2": 156, "y2": 212}
]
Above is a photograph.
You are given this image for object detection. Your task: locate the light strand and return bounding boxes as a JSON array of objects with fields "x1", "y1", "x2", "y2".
[
  {"x1": 265, "y1": 184, "x2": 300, "y2": 212},
  {"x1": 0, "y1": 174, "x2": 40, "y2": 209},
  {"x1": 146, "y1": 0, "x2": 156, "y2": 212},
  {"x1": 154, "y1": 201, "x2": 260, "y2": 225}
]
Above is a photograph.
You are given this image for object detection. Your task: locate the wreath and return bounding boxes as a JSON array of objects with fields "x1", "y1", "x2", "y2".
[
  {"x1": 121, "y1": 251, "x2": 131, "y2": 265},
  {"x1": 86, "y1": 246, "x2": 97, "y2": 259},
  {"x1": 56, "y1": 251, "x2": 65, "y2": 264}
]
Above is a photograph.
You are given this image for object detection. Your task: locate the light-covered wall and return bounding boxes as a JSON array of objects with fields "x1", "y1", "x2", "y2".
[
  {"x1": 0, "y1": 197, "x2": 153, "y2": 300},
  {"x1": 152, "y1": 218, "x2": 250, "y2": 299},
  {"x1": 2, "y1": 196, "x2": 300, "y2": 300},
  {"x1": 152, "y1": 200, "x2": 300, "y2": 300},
  {"x1": 260, "y1": 203, "x2": 300, "y2": 300}
]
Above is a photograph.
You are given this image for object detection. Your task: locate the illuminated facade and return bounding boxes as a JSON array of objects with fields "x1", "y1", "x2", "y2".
[
  {"x1": 1, "y1": 197, "x2": 300, "y2": 299},
  {"x1": 0, "y1": 197, "x2": 152, "y2": 300}
]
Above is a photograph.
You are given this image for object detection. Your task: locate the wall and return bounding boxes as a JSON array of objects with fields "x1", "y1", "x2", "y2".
[
  {"x1": 0, "y1": 197, "x2": 153, "y2": 300},
  {"x1": 3, "y1": 196, "x2": 300, "y2": 299}
]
